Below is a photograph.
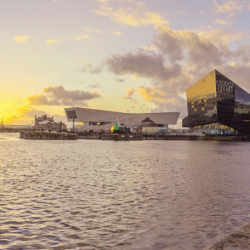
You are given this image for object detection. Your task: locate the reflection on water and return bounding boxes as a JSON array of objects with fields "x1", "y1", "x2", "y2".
[{"x1": 1, "y1": 133, "x2": 250, "y2": 249}]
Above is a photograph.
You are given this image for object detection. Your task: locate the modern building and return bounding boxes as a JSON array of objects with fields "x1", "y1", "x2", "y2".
[
  {"x1": 182, "y1": 69, "x2": 250, "y2": 135},
  {"x1": 64, "y1": 107, "x2": 180, "y2": 132}
]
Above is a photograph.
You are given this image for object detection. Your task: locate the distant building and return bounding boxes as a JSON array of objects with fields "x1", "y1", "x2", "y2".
[
  {"x1": 0, "y1": 120, "x2": 5, "y2": 129},
  {"x1": 182, "y1": 69, "x2": 250, "y2": 135},
  {"x1": 34, "y1": 115, "x2": 67, "y2": 131},
  {"x1": 35, "y1": 115, "x2": 53, "y2": 126},
  {"x1": 142, "y1": 117, "x2": 168, "y2": 134}
]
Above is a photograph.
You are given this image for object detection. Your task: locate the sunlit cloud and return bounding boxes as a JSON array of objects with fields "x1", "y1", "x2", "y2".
[
  {"x1": 74, "y1": 35, "x2": 90, "y2": 40},
  {"x1": 93, "y1": 2, "x2": 169, "y2": 26},
  {"x1": 212, "y1": 0, "x2": 245, "y2": 16},
  {"x1": 125, "y1": 87, "x2": 135, "y2": 96},
  {"x1": 13, "y1": 36, "x2": 29, "y2": 43},
  {"x1": 83, "y1": 26, "x2": 102, "y2": 34},
  {"x1": 45, "y1": 39, "x2": 58, "y2": 44},
  {"x1": 113, "y1": 31, "x2": 123, "y2": 35},
  {"x1": 214, "y1": 19, "x2": 232, "y2": 26}
]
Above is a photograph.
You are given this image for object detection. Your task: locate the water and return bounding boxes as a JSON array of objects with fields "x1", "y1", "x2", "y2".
[{"x1": 1, "y1": 133, "x2": 250, "y2": 249}]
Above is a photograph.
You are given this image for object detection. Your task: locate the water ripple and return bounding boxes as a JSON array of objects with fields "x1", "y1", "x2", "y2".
[{"x1": 1, "y1": 134, "x2": 250, "y2": 249}]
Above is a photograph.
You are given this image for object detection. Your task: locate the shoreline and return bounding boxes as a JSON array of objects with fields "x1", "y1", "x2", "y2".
[{"x1": 204, "y1": 222, "x2": 250, "y2": 249}]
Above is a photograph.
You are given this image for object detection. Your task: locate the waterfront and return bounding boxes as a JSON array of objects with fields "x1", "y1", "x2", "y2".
[{"x1": 1, "y1": 134, "x2": 250, "y2": 249}]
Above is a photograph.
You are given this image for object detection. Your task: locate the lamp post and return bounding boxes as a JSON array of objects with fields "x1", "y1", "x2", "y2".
[{"x1": 73, "y1": 113, "x2": 75, "y2": 133}]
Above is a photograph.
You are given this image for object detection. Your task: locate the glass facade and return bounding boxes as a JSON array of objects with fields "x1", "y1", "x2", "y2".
[
  {"x1": 182, "y1": 70, "x2": 217, "y2": 127},
  {"x1": 183, "y1": 69, "x2": 250, "y2": 134},
  {"x1": 193, "y1": 122, "x2": 236, "y2": 135}
]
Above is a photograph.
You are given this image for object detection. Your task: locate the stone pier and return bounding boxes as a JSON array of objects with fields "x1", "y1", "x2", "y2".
[{"x1": 20, "y1": 131, "x2": 77, "y2": 140}]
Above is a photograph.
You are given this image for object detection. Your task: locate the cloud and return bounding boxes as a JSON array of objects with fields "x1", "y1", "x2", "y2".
[
  {"x1": 81, "y1": 65, "x2": 103, "y2": 74},
  {"x1": 91, "y1": 67, "x2": 102, "y2": 74},
  {"x1": 105, "y1": 49, "x2": 182, "y2": 81},
  {"x1": 83, "y1": 26, "x2": 102, "y2": 34},
  {"x1": 212, "y1": 0, "x2": 245, "y2": 16},
  {"x1": 125, "y1": 87, "x2": 135, "y2": 96},
  {"x1": 27, "y1": 94, "x2": 60, "y2": 106},
  {"x1": 18, "y1": 106, "x2": 50, "y2": 117},
  {"x1": 152, "y1": 24, "x2": 250, "y2": 70},
  {"x1": 113, "y1": 31, "x2": 123, "y2": 35},
  {"x1": 123, "y1": 96, "x2": 138, "y2": 104},
  {"x1": 197, "y1": 27, "x2": 250, "y2": 43},
  {"x1": 213, "y1": 19, "x2": 232, "y2": 26},
  {"x1": 74, "y1": 35, "x2": 90, "y2": 41},
  {"x1": 92, "y1": 2, "x2": 169, "y2": 26},
  {"x1": 45, "y1": 39, "x2": 58, "y2": 44},
  {"x1": 84, "y1": 62, "x2": 92, "y2": 68},
  {"x1": 27, "y1": 86, "x2": 102, "y2": 107},
  {"x1": 123, "y1": 87, "x2": 137, "y2": 103},
  {"x1": 13, "y1": 36, "x2": 29, "y2": 43},
  {"x1": 138, "y1": 86, "x2": 187, "y2": 116},
  {"x1": 88, "y1": 83, "x2": 102, "y2": 88},
  {"x1": 116, "y1": 78, "x2": 124, "y2": 82}
]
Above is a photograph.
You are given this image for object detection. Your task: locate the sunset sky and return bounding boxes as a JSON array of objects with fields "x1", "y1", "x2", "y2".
[{"x1": 1, "y1": 0, "x2": 250, "y2": 127}]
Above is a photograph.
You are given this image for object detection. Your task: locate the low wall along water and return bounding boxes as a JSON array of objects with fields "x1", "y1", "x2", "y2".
[{"x1": 20, "y1": 131, "x2": 77, "y2": 140}]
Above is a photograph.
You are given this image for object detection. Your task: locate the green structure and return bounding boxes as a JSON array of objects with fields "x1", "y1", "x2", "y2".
[{"x1": 113, "y1": 121, "x2": 120, "y2": 133}]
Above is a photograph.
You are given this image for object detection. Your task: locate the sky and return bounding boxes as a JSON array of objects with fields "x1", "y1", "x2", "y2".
[{"x1": 1, "y1": 0, "x2": 250, "y2": 127}]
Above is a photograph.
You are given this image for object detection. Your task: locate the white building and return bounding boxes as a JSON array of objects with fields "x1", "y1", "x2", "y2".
[{"x1": 64, "y1": 107, "x2": 180, "y2": 132}]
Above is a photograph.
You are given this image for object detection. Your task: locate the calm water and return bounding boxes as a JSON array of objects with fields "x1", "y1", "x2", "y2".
[{"x1": 1, "y1": 133, "x2": 250, "y2": 250}]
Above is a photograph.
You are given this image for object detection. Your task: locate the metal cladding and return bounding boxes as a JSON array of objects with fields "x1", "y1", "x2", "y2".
[
  {"x1": 182, "y1": 69, "x2": 250, "y2": 134},
  {"x1": 65, "y1": 107, "x2": 180, "y2": 130}
]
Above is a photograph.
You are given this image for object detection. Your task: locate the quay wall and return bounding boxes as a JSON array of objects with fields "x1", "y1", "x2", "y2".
[
  {"x1": 20, "y1": 131, "x2": 77, "y2": 140},
  {"x1": 204, "y1": 222, "x2": 250, "y2": 249},
  {"x1": 163, "y1": 135, "x2": 204, "y2": 140},
  {"x1": 142, "y1": 135, "x2": 250, "y2": 141},
  {"x1": 101, "y1": 134, "x2": 142, "y2": 141},
  {"x1": 78, "y1": 134, "x2": 101, "y2": 139}
]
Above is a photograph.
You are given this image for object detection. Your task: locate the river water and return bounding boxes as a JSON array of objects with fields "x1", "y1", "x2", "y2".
[{"x1": 1, "y1": 133, "x2": 250, "y2": 250}]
